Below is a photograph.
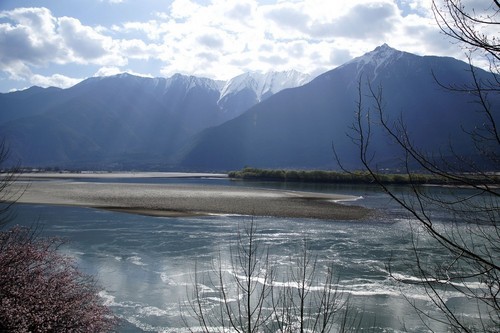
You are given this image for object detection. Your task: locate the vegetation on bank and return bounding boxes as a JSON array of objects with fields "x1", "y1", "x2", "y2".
[
  {"x1": 229, "y1": 167, "x2": 499, "y2": 185},
  {"x1": 0, "y1": 140, "x2": 117, "y2": 331}
]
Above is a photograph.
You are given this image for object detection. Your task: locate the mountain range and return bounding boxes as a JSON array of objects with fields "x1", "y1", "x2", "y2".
[
  {"x1": 0, "y1": 70, "x2": 310, "y2": 169},
  {"x1": 1, "y1": 44, "x2": 497, "y2": 171}
]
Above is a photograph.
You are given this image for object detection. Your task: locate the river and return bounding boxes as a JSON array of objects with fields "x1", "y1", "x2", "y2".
[{"x1": 8, "y1": 177, "x2": 493, "y2": 332}]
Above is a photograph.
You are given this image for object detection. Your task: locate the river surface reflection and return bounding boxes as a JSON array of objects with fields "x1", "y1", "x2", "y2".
[{"x1": 10, "y1": 179, "x2": 486, "y2": 332}]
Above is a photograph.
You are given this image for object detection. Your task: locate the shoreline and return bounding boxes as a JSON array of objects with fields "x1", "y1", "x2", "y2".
[
  {"x1": 14, "y1": 171, "x2": 228, "y2": 180},
  {"x1": 11, "y1": 180, "x2": 371, "y2": 220}
]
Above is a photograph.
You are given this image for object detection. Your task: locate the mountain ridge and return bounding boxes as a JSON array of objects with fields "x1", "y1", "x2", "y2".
[
  {"x1": 177, "y1": 45, "x2": 499, "y2": 171},
  {"x1": 0, "y1": 69, "x2": 313, "y2": 169},
  {"x1": 1, "y1": 44, "x2": 497, "y2": 171}
]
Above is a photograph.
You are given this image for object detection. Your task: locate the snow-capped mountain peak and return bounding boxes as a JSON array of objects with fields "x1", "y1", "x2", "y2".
[
  {"x1": 219, "y1": 70, "x2": 311, "y2": 104},
  {"x1": 343, "y1": 43, "x2": 404, "y2": 79},
  {"x1": 165, "y1": 73, "x2": 222, "y2": 92},
  {"x1": 360, "y1": 43, "x2": 400, "y2": 62}
]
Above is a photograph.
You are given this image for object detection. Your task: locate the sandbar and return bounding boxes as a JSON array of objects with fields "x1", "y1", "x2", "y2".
[{"x1": 11, "y1": 179, "x2": 370, "y2": 220}]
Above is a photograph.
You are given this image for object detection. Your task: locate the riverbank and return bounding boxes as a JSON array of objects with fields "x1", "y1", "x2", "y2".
[
  {"x1": 14, "y1": 171, "x2": 227, "y2": 180},
  {"x1": 11, "y1": 179, "x2": 370, "y2": 220},
  {"x1": 228, "y1": 167, "x2": 500, "y2": 185}
]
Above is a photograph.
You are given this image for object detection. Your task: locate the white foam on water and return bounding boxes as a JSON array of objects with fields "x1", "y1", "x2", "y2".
[
  {"x1": 390, "y1": 272, "x2": 489, "y2": 293},
  {"x1": 127, "y1": 255, "x2": 147, "y2": 266},
  {"x1": 137, "y1": 306, "x2": 170, "y2": 317},
  {"x1": 197, "y1": 283, "x2": 217, "y2": 294},
  {"x1": 159, "y1": 272, "x2": 177, "y2": 285},
  {"x1": 123, "y1": 316, "x2": 168, "y2": 332},
  {"x1": 344, "y1": 280, "x2": 424, "y2": 300},
  {"x1": 331, "y1": 195, "x2": 364, "y2": 203},
  {"x1": 206, "y1": 213, "x2": 251, "y2": 217},
  {"x1": 99, "y1": 290, "x2": 187, "y2": 331},
  {"x1": 98, "y1": 290, "x2": 117, "y2": 306},
  {"x1": 205, "y1": 296, "x2": 238, "y2": 303}
]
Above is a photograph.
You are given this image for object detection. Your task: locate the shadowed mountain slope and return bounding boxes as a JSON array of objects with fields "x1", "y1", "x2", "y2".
[{"x1": 0, "y1": 72, "x2": 308, "y2": 169}]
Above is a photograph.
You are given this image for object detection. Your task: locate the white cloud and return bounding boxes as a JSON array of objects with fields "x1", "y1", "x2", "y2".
[
  {"x1": 330, "y1": 48, "x2": 352, "y2": 65},
  {"x1": 197, "y1": 34, "x2": 224, "y2": 49},
  {"x1": 0, "y1": 7, "x2": 62, "y2": 66},
  {"x1": 169, "y1": 0, "x2": 202, "y2": 20},
  {"x1": 0, "y1": 6, "x2": 132, "y2": 90},
  {"x1": 125, "y1": 0, "x2": 438, "y2": 76},
  {"x1": 1, "y1": 0, "x2": 488, "y2": 92},
  {"x1": 0, "y1": 7, "x2": 126, "y2": 71},
  {"x1": 6, "y1": 6, "x2": 56, "y2": 35},
  {"x1": 311, "y1": 2, "x2": 399, "y2": 39},
  {"x1": 30, "y1": 73, "x2": 82, "y2": 89},
  {"x1": 265, "y1": 4, "x2": 310, "y2": 31},
  {"x1": 58, "y1": 16, "x2": 114, "y2": 61},
  {"x1": 120, "y1": 20, "x2": 166, "y2": 40},
  {"x1": 119, "y1": 39, "x2": 161, "y2": 60},
  {"x1": 226, "y1": 2, "x2": 253, "y2": 19},
  {"x1": 1, "y1": 61, "x2": 32, "y2": 81},
  {"x1": 93, "y1": 66, "x2": 153, "y2": 78},
  {"x1": 94, "y1": 66, "x2": 122, "y2": 77}
]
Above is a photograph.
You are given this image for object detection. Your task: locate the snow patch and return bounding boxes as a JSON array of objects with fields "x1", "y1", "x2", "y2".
[
  {"x1": 164, "y1": 73, "x2": 221, "y2": 92},
  {"x1": 342, "y1": 43, "x2": 404, "y2": 80},
  {"x1": 218, "y1": 70, "x2": 311, "y2": 104}
]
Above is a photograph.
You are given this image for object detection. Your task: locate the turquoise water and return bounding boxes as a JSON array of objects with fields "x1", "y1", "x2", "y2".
[{"x1": 8, "y1": 179, "x2": 490, "y2": 332}]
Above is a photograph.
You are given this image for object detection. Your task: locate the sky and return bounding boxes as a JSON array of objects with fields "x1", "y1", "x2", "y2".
[{"x1": 0, "y1": 0, "x2": 478, "y2": 93}]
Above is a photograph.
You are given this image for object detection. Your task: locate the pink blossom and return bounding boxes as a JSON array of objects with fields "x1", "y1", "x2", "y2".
[{"x1": 0, "y1": 226, "x2": 117, "y2": 332}]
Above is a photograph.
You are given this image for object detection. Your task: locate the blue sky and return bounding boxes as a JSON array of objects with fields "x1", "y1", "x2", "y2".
[{"x1": 0, "y1": 0, "x2": 471, "y2": 92}]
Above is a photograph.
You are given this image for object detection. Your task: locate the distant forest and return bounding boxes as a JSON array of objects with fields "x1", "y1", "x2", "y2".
[{"x1": 229, "y1": 167, "x2": 500, "y2": 185}]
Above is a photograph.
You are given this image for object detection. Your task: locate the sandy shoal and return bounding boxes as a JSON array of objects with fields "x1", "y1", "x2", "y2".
[{"x1": 13, "y1": 181, "x2": 370, "y2": 220}]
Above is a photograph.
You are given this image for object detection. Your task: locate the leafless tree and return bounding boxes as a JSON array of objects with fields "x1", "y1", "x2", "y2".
[
  {"x1": 334, "y1": 2, "x2": 499, "y2": 329},
  {"x1": 186, "y1": 222, "x2": 358, "y2": 332},
  {"x1": 0, "y1": 140, "x2": 24, "y2": 227},
  {"x1": 271, "y1": 239, "x2": 357, "y2": 333},
  {"x1": 186, "y1": 221, "x2": 275, "y2": 333},
  {"x1": 341, "y1": 77, "x2": 499, "y2": 331},
  {"x1": 432, "y1": 0, "x2": 500, "y2": 65}
]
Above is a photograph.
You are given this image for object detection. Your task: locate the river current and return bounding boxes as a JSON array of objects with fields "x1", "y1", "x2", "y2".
[{"x1": 9, "y1": 177, "x2": 489, "y2": 332}]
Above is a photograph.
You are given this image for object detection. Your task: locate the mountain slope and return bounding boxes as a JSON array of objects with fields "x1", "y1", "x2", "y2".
[
  {"x1": 177, "y1": 44, "x2": 499, "y2": 171},
  {"x1": 0, "y1": 73, "x2": 219, "y2": 167},
  {"x1": 217, "y1": 70, "x2": 311, "y2": 121}
]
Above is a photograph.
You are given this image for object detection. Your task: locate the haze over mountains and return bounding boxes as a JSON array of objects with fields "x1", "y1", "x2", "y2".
[{"x1": 1, "y1": 44, "x2": 498, "y2": 171}]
